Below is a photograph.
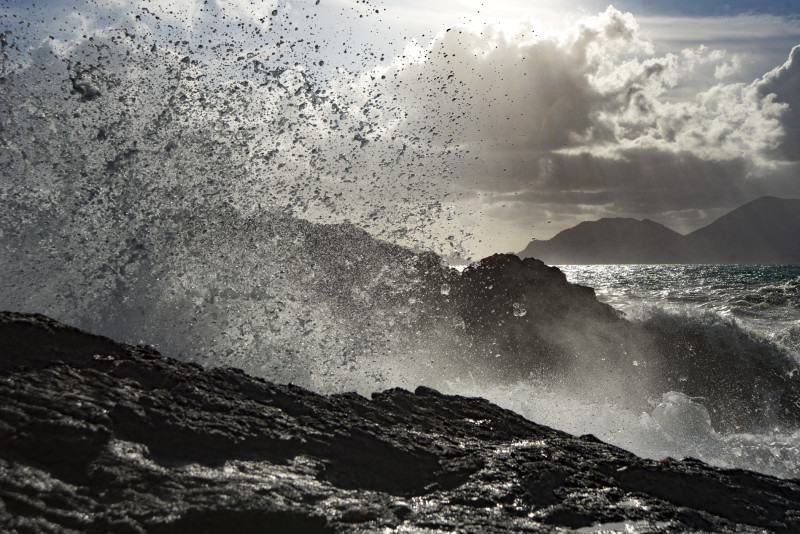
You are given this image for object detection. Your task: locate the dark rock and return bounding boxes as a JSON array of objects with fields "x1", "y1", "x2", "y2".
[
  {"x1": 445, "y1": 254, "x2": 623, "y2": 377},
  {"x1": 2, "y1": 312, "x2": 800, "y2": 533}
]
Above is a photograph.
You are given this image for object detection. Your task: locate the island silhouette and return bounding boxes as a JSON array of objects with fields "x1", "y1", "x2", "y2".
[{"x1": 519, "y1": 197, "x2": 800, "y2": 264}]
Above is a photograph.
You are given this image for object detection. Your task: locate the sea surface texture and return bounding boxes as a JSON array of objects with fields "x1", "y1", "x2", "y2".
[
  {"x1": 560, "y1": 264, "x2": 800, "y2": 359},
  {"x1": 546, "y1": 264, "x2": 800, "y2": 477}
]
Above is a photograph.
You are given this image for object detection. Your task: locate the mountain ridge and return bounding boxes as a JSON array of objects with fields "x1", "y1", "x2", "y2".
[{"x1": 519, "y1": 196, "x2": 800, "y2": 264}]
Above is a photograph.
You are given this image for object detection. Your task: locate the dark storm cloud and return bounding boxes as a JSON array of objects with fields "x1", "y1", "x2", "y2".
[
  {"x1": 537, "y1": 150, "x2": 760, "y2": 209},
  {"x1": 480, "y1": 148, "x2": 786, "y2": 232}
]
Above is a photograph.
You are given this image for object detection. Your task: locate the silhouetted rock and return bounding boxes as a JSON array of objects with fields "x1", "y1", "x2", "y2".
[
  {"x1": 453, "y1": 254, "x2": 619, "y2": 323},
  {"x1": 445, "y1": 254, "x2": 623, "y2": 377},
  {"x1": 518, "y1": 197, "x2": 800, "y2": 264},
  {"x1": 2, "y1": 312, "x2": 800, "y2": 533}
]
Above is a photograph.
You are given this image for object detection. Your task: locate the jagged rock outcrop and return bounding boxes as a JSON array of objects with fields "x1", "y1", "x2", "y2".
[
  {"x1": 444, "y1": 254, "x2": 623, "y2": 377},
  {"x1": 2, "y1": 312, "x2": 800, "y2": 533},
  {"x1": 453, "y1": 254, "x2": 620, "y2": 324}
]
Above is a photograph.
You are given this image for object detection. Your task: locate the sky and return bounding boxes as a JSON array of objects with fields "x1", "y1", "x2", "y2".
[{"x1": 3, "y1": 0, "x2": 800, "y2": 258}]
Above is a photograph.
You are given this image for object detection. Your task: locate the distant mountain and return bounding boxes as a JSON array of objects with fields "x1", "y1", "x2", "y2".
[
  {"x1": 686, "y1": 197, "x2": 800, "y2": 264},
  {"x1": 518, "y1": 197, "x2": 800, "y2": 265},
  {"x1": 518, "y1": 218, "x2": 689, "y2": 264}
]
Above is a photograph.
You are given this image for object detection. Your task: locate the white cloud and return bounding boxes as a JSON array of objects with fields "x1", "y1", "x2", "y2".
[
  {"x1": 756, "y1": 45, "x2": 800, "y2": 161},
  {"x1": 638, "y1": 14, "x2": 800, "y2": 82},
  {"x1": 318, "y1": 6, "x2": 799, "y2": 254},
  {"x1": 364, "y1": 7, "x2": 790, "y2": 167}
]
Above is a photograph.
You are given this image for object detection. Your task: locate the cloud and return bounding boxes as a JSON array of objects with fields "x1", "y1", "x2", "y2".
[
  {"x1": 367, "y1": 6, "x2": 789, "y2": 162},
  {"x1": 637, "y1": 14, "x2": 800, "y2": 83},
  {"x1": 3, "y1": 2, "x2": 799, "y2": 257},
  {"x1": 757, "y1": 45, "x2": 800, "y2": 161},
  {"x1": 346, "y1": 6, "x2": 800, "y2": 252}
]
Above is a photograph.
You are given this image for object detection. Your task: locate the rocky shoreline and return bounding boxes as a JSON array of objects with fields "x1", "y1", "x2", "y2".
[{"x1": 2, "y1": 311, "x2": 799, "y2": 533}]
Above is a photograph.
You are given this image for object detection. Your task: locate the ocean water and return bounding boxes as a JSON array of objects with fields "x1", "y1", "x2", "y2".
[
  {"x1": 2, "y1": 3, "x2": 800, "y2": 482},
  {"x1": 472, "y1": 264, "x2": 800, "y2": 479},
  {"x1": 560, "y1": 264, "x2": 800, "y2": 359}
]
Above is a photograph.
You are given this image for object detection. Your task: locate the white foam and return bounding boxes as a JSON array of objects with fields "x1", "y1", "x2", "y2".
[{"x1": 434, "y1": 378, "x2": 800, "y2": 480}]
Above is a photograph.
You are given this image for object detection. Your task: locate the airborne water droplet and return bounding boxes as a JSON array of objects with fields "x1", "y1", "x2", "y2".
[
  {"x1": 440, "y1": 283, "x2": 450, "y2": 296},
  {"x1": 512, "y1": 303, "x2": 526, "y2": 317}
]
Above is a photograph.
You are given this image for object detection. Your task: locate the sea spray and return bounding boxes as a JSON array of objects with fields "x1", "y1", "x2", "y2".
[
  {"x1": 561, "y1": 264, "x2": 800, "y2": 360},
  {"x1": 445, "y1": 377, "x2": 800, "y2": 480},
  {"x1": 2, "y1": 2, "x2": 800, "y2": 480}
]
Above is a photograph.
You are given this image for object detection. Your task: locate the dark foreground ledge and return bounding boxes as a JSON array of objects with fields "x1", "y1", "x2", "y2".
[{"x1": 1, "y1": 312, "x2": 799, "y2": 533}]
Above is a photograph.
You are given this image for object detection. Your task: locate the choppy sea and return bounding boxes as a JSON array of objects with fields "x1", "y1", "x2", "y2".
[
  {"x1": 560, "y1": 264, "x2": 800, "y2": 358},
  {"x1": 471, "y1": 264, "x2": 800, "y2": 479}
]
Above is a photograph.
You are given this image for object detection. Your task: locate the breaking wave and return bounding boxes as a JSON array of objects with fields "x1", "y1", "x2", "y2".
[{"x1": 1, "y1": 6, "x2": 799, "y2": 479}]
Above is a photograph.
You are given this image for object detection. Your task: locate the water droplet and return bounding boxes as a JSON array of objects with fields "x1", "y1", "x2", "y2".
[
  {"x1": 440, "y1": 283, "x2": 450, "y2": 296},
  {"x1": 512, "y1": 303, "x2": 526, "y2": 317}
]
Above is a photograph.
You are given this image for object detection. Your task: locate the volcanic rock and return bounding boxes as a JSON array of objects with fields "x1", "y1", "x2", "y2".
[
  {"x1": 2, "y1": 312, "x2": 799, "y2": 533},
  {"x1": 444, "y1": 254, "x2": 623, "y2": 377}
]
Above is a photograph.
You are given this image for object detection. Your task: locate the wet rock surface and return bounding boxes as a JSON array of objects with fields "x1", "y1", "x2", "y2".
[
  {"x1": 2, "y1": 312, "x2": 800, "y2": 533},
  {"x1": 445, "y1": 254, "x2": 623, "y2": 378}
]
